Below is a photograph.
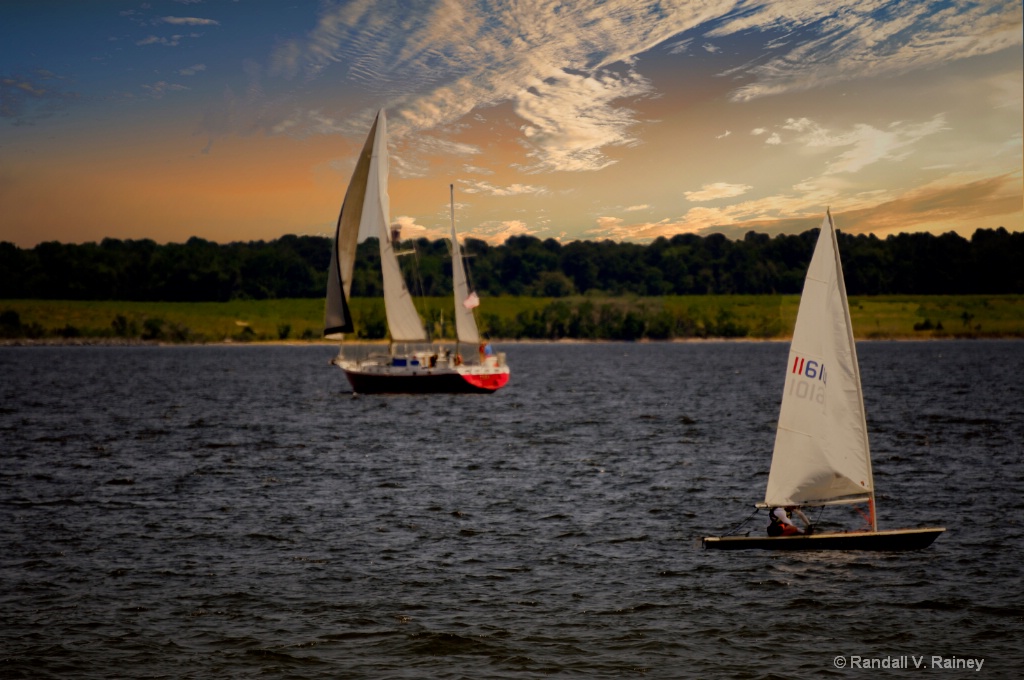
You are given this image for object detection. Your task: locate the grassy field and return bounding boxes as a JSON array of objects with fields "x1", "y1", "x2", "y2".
[{"x1": 2, "y1": 295, "x2": 1023, "y2": 342}]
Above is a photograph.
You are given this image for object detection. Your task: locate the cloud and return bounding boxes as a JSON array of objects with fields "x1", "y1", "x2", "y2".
[
  {"x1": 0, "y1": 70, "x2": 78, "y2": 121},
  {"x1": 136, "y1": 33, "x2": 201, "y2": 47},
  {"x1": 215, "y1": 0, "x2": 1019, "y2": 177},
  {"x1": 584, "y1": 168, "x2": 1022, "y2": 243},
  {"x1": 266, "y1": 0, "x2": 737, "y2": 170},
  {"x1": 271, "y1": 108, "x2": 345, "y2": 137},
  {"x1": 625, "y1": 204, "x2": 650, "y2": 211},
  {"x1": 408, "y1": 134, "x2": 481, "y2": 159},
  {"x1": 835, "y1": 173, "x2": 1023, "y2": 235},
  {"x1": 391, "y1": 215, "x2": 447, "y2": 242},
  {"x1": 458, "y1": 180, "x2": 548, "y2": 197},
  {"x1": 666, "y1": 38, "x2": 694, "y2": 55},
  {"x1": 588, "y1": 215, "x2": 692, "y2": 242},
  {"x1": 685, "y1": 182, "x2": 753, "y2": 202},
  {"x1": 712, "y1": 0, "x2": 1023, "y2": 101},
  {"x1": 759, "y1": 114, "x2": 949, "y2": 174},
  {"x1": 466, "y1": 219, "x2": 537, "y2": 245},
  {"x1": 142, "y1": 81, "x2": 189, "y2": 98},
  {"x1": 513, "y1": 67, "x2": 652, "y2": 172},
  {"x1": 161, "y1": 17, "x2": 220, "y2": 27},
  {"x1": 178, "y1": 64, "x2": 206, "y2": 76}
]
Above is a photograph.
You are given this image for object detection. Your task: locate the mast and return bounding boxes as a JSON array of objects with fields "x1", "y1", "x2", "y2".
[{"x1": 452, "y1": 184, "x2": 459, "y2": 357}]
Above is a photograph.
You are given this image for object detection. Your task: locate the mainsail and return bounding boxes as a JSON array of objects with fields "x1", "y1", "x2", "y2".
[
  {"x1": 449, "y1": 185, "x2": 480, "y2": 345},
  {"x1": 323, "y1": 109, "x2": 427, "y2": 342},
  {"x1": 764, "y1": 211, "x2": 875, "y2": 510}
]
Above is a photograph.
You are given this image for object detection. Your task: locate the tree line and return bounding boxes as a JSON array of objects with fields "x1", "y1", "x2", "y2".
[{"x1": 1, "y1": 227, "x2": 1021, "y2": 301}]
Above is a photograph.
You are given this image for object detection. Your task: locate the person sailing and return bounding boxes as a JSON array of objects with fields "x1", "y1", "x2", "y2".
[{"x1": 767, "y1": 506, "x2": 812, "y2": 536}]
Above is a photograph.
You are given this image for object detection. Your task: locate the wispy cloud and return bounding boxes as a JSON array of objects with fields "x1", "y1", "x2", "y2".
[
  {"x1": 513, "y1": 68, "x2": 651, "y2": 172},
  {"x1": 136, "y1": 33, "x2": 201, "y2": 47},
  {"x1": 685, "y1": 182, "x2": 753, "y2": 202},
  {"x1": 466, "y1": 219, "x2": 537, "y2": 245},
  {"x1": 178, "y1": 64, "x2": 206, "y2": 76},
  {"x1": 713, "y1": 0, "x2": 1023, "y2": 101},
  {"x1": 142, "y1": 81, "x2": 189, "y2": 98},
  {"x1": 161, "y1": 17, "x2": 220, "y2": 27},
  {"x1": 586, "y1": 169, "x2": 1022, "y2": 243},
  {"x1": 0, "y1": 70, "x2": 78, "y2": 121},
  {"x1": 408, "y1": 135, "x2": 481, "y2": 159},
  {"x1": 458, "y1": 180, "x2": 548, "y2": 197},
  {"x1": 267, "y1": 0, "x2": 736, "y2": 171},
  {"x1": 271, "y1": 108, "x2": 345, "y2": 137},
  {"x1": 832, "y1": 173, "x2": 1023, "y2": 235},
  {"x1": 759, "y1": 115, "x2": 949, "y2": 174}
]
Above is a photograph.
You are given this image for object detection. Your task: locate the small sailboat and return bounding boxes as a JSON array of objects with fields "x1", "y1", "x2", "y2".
[
  {"x1": 703, "y1": 211, "x2": 944, "y2": 551},
  {"x1": 323, "y1": 109, "x2": 510, "y2": 394}
]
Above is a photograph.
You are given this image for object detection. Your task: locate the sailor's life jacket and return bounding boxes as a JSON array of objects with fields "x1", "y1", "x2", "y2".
[{"x1": 767, "y1": 517, "x2": 801, "y2": 537}]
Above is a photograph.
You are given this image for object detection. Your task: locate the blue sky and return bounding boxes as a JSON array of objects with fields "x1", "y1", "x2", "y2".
[{"x1": 2, "y1": 0, "x2": 1021, "y2": 247}]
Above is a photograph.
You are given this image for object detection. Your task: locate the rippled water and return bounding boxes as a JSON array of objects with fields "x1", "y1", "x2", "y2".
[{"x1": 1, "y1": 341, "x2": 1022, "y2": 678}]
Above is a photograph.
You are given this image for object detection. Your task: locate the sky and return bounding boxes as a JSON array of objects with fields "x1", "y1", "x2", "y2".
[{"x1": 1, "y1": 0, "x2": 1021, "y2": 248}]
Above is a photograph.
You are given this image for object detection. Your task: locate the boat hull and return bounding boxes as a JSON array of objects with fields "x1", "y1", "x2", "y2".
[
  {"x1": 341, "y1": 364, "x2": 510, "y2": 394},
  {"x1": 702, "y1": 527, "x2": 945, "y2": 551}
]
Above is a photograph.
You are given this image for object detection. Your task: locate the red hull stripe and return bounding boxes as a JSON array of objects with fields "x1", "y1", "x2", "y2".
[{"x1": 460, "y1": 372, "x2": 510, "y2": 391}]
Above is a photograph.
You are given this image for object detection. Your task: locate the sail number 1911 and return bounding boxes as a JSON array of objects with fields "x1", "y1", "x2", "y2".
[{"x1": 789, "y1": 355, "x2": 827, "y2": 405}]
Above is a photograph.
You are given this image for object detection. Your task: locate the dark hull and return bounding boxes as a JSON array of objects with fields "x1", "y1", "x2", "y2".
[
  {"x1": 702, "y1": 527, "x2": 945, "y2": 551},
  {"x1": 344, "y1": 369, "x2": 507, "y2": 395}
]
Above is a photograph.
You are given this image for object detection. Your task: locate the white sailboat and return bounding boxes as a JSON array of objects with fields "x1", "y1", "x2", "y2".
[
  {"x1": 703, "y1": 211, "x2": 944, "y2": 551},
  {"x1": 324, "y1": 109, "x2": 510, "y2": 394}
]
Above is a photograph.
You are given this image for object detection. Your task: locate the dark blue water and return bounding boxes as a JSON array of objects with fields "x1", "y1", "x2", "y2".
[{"x1": 1, "y1": 342, "x2": 1022, "y2": 678}]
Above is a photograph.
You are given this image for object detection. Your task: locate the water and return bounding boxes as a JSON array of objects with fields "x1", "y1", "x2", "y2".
[{"x1": 1, "y1": 341, "x2": 1022, "y2": 679}]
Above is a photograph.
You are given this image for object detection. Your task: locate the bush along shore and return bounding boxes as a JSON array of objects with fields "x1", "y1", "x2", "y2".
[{"x1": 3, "y1": 295, "x2": 1023, "y2": 345}]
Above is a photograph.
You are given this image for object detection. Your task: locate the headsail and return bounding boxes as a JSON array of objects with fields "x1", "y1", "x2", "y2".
[
  {"x1": 449, "y1": 185, "x2": 480, "y2": 345},
  {"x1": 367, "y1": 111, "x2": 427, "y2": 342},
  {"x1": 765, "y1": 212, "x2": 875, "y2": 509}
]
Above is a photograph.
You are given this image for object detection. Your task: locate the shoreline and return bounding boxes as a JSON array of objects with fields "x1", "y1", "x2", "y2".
[{"x1": 2, "y1": 335, "x2": 1020, "y2": 348}]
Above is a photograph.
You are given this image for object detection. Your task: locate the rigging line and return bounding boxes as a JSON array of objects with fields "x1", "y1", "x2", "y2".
[
  {"x1": 721, "y1": 507, "x2": 762, "y2": 537},
  {"x1": 812, "y1": 504, "x2": 825, "y2": 532}
]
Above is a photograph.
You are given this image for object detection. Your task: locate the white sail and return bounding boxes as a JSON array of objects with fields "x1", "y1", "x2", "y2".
[
  {"x1": 764, "y1": 212, "x2": 875, "y2": 508},
  {"x1": 366, "y1": 111, "x2": 428, "y2": 342},
  {"x1": 324, "y1": 113, "x2": 379, "y2": 338},
  {"x1": 325, "y1": 110, "x2": 427, "y2": 342},
  {"x1": 449, "y1": 186, "x2": 480, "y2": 345}
]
